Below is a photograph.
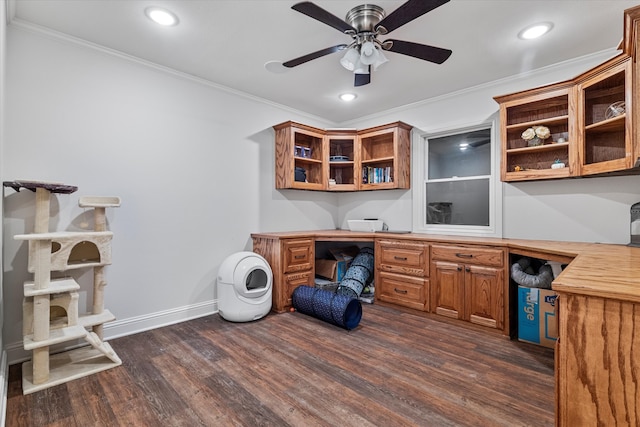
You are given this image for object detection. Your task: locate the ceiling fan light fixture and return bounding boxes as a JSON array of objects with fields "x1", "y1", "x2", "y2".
[
  {"x1": 340, "y1": 47, "x2": 361, "y2": 71},
  {"x1": 359, "y1": 41, "x2": 377, "y2": 65},
  {"x1": 145, "y1": 7, "x2": 179, "y2": 26},
  {"x1": 372, "y1": 47, "x2": 388, "y2": 70},
  {"x1": 353, "y1": 61, "x2": 370, "y2": 75},
  {"x1": 359, "y1": 41, "x2": 388, "y2": 70}
]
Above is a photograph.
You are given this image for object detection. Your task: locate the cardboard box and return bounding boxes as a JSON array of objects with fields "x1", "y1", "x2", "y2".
[
  {"x1": 315, "y1": 246, "x2": 359, "y2": 282},
  {"x1": 518, "y1": 286, "x2": 558, "y2": 348},
  {"x1": 315, "y1": 259, "x2": 344, "y2": 282}
]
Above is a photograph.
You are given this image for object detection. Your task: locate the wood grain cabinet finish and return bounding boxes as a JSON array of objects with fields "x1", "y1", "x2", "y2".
[
  {"x1": 555, "y1": 293, "x2": 640, "y2": 426},
  {"x1": 252, "y1": 236, "x2": 314, "y2": 313},
  {"x1": 375, "y1": 239, "x2": 429, "y2": 311},
  {"x1": 494, "y1": 5, "x2": 640, "y2": 182},
  {"x1": 431, "y1": 244, "x2": 507, "y2": 331},
  {"x1": 576, "y1": 54, "x2": 633, "y2": 175},
  {"x1": 273, "y1": 121, "x2": 411, "y2": 191}
]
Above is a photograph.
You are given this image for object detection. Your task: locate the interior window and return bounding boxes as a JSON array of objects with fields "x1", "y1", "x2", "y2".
[{"x1": 413, "y1": 122, "x2": 501, "y2": 237}]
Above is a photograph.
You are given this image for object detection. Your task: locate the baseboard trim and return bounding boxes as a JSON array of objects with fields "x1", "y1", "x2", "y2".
[
  {"x1": 0, "y1": 349, "x2": 8, "y2": 427},
  {"x1": 104, "y1": 299, "x2": 218, "y2": 340},
  {"x1": 6, "y1": 300, "x2": 218, "y2": 365}
]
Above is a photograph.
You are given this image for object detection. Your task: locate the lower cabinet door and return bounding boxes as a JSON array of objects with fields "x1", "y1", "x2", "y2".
[
  {"x1": 431, "y1": 261, "x2": 464, "y2": 320},
  {"x1": 464, "y1": 264, "x2": 504, "y2": 330},
  {"x1": 282, "y1": 270, "x2": 314, "y2": 312},
  {"x1": 377, "y1": 271, "x2": 428, "y2": 311}
]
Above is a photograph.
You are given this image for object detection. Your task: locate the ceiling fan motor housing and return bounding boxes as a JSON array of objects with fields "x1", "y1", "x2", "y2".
[{"x1": 345, "y1": 4, "x2": 386, "y2": 33}]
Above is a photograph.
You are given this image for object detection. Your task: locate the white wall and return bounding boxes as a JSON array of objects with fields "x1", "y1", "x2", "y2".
[
  {"x1": 0, "y1": 0, "x2": 7, "y2": 423},
  {"x1": 337, "y1": 51, "x2": 640, "y2": 243},
  {"x1": 2, "y1": 25, "x2": 338, "y2": 362}
]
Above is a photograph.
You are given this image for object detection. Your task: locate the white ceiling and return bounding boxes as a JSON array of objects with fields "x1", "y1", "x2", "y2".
[{"x1": 8, "y1": 0, "x2": 640, "y2": 123}]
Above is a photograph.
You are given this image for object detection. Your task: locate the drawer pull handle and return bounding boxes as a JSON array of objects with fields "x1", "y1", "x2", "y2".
[
  {"x1": 294, "y1": 255, "x2": 306, "y2": 259},
  {"x1": 394, "y1": 288, "x2": 408, "y2": 294},
  {"x1": 455, "y1": 253, "x2": 473, "y2": 258},
  {"x1": 394, "y1": 256, "x2": 408, "y2": 261}
]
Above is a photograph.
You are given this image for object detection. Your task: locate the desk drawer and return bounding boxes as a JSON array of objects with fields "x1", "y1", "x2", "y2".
[
  {"x1": 377, "y1": 271, "x2": 428, "y2": 311},
  {"x1": 283, "y1": 239, "x2": 314, "y2": 273},
  {"x1": 431, "y1": 244, "x2": 504, "y2": 267},
  {"x1": 376, "y1": 239, "x2": 429, "y2": 277}
]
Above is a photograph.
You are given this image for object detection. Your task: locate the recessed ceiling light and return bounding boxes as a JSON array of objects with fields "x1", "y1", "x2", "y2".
[
  {"x1": 145, "y1": 7, "x2": 179, "y2": 26},
  {"x1": 339, "y1": 93, "x2": 357, "y2": 102},
  {"x1": 518, "y1": 22, "x2": 553, "y2": 40},
  {"x1": 265, "y1": 61, "x2": 288, "y2": 74}
]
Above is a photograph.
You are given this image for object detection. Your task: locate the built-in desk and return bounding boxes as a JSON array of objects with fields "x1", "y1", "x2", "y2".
[{"x1": 251, "y1": 230, "x2": 640, "y2": 426}]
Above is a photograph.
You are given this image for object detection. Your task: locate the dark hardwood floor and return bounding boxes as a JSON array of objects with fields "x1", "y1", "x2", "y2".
[{"x1": 7, "y1": 304, "x2": 555, "y2": 426}]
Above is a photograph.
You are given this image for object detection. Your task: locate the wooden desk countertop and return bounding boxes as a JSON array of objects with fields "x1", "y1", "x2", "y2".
[{"x1": 251, "y1": 229, "x2": 640, "y2": 304}]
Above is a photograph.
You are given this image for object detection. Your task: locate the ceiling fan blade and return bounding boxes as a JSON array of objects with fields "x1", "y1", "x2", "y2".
[
  {"x1": 283, "y1": 44, "x2": 348, "y2": 68},
  {"x1": 354, "y1": 71, "x2": 371, "y2": 87},
  {"x1": 384, "y1": 39, "x2": 452, "y2": 64},
  {"x1": 375, "y1": 0, "x2": 450, "y2": 34},
  {"x1": 292, "y1": 2, "x2": 356, "y2": 34}
]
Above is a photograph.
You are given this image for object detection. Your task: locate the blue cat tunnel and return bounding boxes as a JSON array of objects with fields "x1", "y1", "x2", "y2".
[{"x1": 292, "y1": 285, "x2": 362, "y2": 330}]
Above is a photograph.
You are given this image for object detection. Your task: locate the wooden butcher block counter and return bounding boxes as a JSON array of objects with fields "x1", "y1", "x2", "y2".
[{"x1": 251, "y1": 229, "x2": 640, "y2": 426}]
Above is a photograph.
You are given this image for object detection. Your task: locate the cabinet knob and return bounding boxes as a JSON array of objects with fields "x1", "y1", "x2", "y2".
[
  {"x1": 465, "y1": 267, "x2": 470, "y2": 272},
  {"x1": 457, "y1": 266, "x2": 462, "y2": 271}
]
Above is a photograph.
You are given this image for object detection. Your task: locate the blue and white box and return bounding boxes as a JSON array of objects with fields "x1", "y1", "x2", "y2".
[{"x1": 518, "y1": 286, "x2": 558, "y2": 348}]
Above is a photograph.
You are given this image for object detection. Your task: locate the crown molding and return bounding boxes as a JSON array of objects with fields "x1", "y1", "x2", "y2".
[{"x1": 7, "y1": 17, "x2": 334, "y2": 126}]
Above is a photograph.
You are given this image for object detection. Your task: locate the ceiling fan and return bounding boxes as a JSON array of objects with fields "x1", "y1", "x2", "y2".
[{"x1": 283, "y1": 0, "x2": 452, "y2": 87}]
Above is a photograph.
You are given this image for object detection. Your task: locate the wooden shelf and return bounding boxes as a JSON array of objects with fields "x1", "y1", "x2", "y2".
[
  {"x1": 506, "y1": 142, "x2": 570, "y2": 154},
  {"x1": 504, "y1": 167, "x2": 571, "y2": 182},
  {"x1": 505, "y1": 115, "x2": 569, "y2": 131},
  {"x1": 584, "y1": 114, "x2": 625, "y2": 132},
  {"x1": 362, "y1": 156, "x2": 394, "y2": 165}
]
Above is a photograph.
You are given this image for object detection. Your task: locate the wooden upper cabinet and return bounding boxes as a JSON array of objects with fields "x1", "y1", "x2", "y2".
[
  {"x1": 274, "y1": 122, "x2": 326, "y2": 191},
  {"x1": 358, "y1": 122, "x2": 412, "y2": 190},
  {"x1": 326, "y1": 129, "x2": 359, "y2": 192},
  {"x1": 494, "y1": 5, "x2": 640, "y2": 182},
  {"x1": 494, "y1": 83, "x2": 578, "y2": 182},
  {"x1": 577, "y1": 55, "x2": 633, "y2": 175},
  {"x1": 273, "y1": 121, "x2": 412, "y2": 191}
]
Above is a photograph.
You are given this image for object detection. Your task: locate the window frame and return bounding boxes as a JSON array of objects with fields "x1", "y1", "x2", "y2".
[{"x1": 411, "y1": 119, "x2": 503, "y2": 237}]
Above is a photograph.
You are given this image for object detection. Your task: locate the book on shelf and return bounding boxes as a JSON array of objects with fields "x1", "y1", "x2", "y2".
[{"x1": 362, "y1": 166, "x2": 392, "y2": 184}]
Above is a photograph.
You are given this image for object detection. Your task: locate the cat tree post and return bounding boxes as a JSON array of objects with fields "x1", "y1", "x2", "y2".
[{"x1": 79, "y1": 196, "x2": 121, "y2": 340}]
